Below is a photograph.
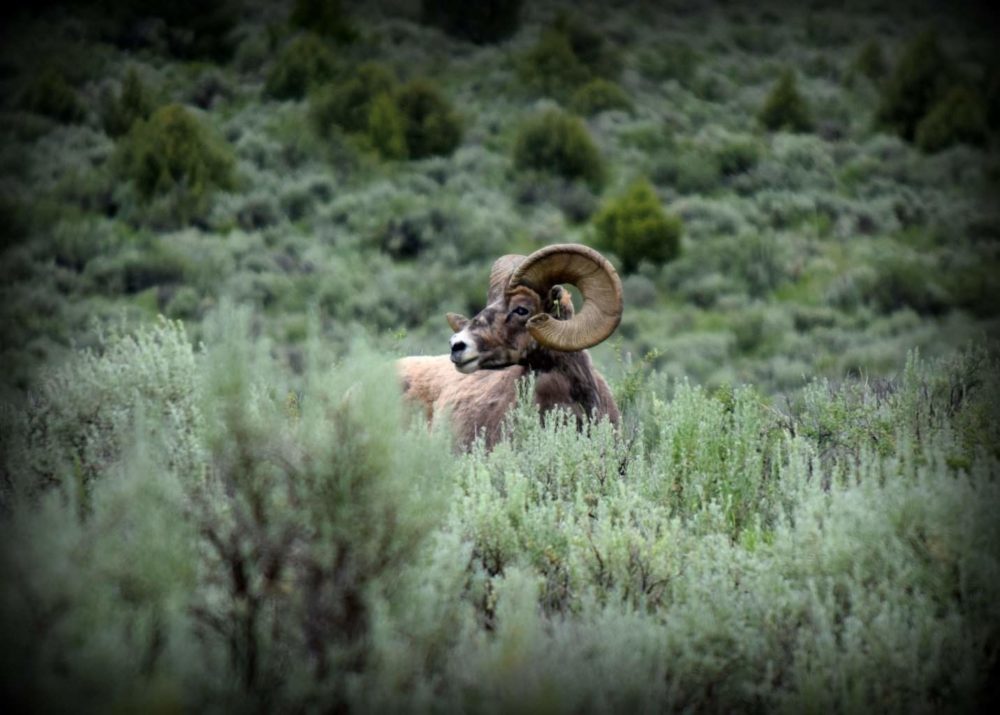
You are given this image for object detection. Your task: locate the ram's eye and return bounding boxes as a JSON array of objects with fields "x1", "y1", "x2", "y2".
[{"x1": 512, "y1": 306, "x2": 530, "y2": 317}]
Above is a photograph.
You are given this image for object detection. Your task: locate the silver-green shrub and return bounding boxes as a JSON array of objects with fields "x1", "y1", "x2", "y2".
[{"x1": 4, "y1": 314, "x2": 996, "y2": 711}]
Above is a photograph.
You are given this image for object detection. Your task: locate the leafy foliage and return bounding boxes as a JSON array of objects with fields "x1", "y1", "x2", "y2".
[
  {"x1": 2, "y1": 3, "x2": 1000, "y2": 706},
  {"x1": 512, "y1": 109, "x2": 604, "y2": 188},
  {"x1": 115, "y1": 104, "x2": 235, "y2": 210},
  {"x1": 367, "y1": 92, "x2": 408, "y2": 160},
  {"x1": 592, "y1": 177, "x2": 682, "y2": 273},
  {"x1": 100, "y1": 66, "x2": 157, "y2": 138},
  {"x1": 264, "y1": 33, "x2": 338, "y2": 100},
  {"x1": 18, "y1": 67, "x2": 84, "y2": 123},
  {"x1": 1, "y1": 317, "x2": 998, "y2": 711},
  {"x1": 110, "y1": 0, "x2": 239, "y2": 60},
  {"x1": 395, "y1": 79, "x2": 463, "y2": 159},
  {"x1": 915, "y1": 86, "x2": 989, "y2": 152},
  {"x1": 551, "y1": 11, "x2": 622, "y2": 81},
  {"x1": 310, "y1": 69, "x2": 461, "y2": 160},
  {"x1": 517, "y1": 28, "x2": 590, "y2": 99},
  {"x1": 420, "y1": 0, "x2": 523, "y2": 44},
  {"x1": 570, "y1": 78, "x2": 632, "y2": 116},
  {"x1": 289, "y1": 0, "x2": 357, "y2": 43},
  {"x1": 637, "y1": 42, "x2": 699, "y2": 84},
  {"x1": 876, "y1": 31, "x2": 956, "y2": 141},
  {"x1": 517, "y1": 13, "x2": 620, "y2": 99},
  {"x1": 848, "y1": 39, "x2": 887, "y2": 82},
  {"x1": 759, "y1": 70, "x2": 814, "y2": 132},
  {"x1": 310, "y1": 62, "x2": 397, "y2": 135}
]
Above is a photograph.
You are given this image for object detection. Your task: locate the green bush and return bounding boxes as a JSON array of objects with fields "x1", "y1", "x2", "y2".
[
  {"x1": 637, "y1": 42, "x2": 699, "y2": 84},
  {"x1": 367, "y1": 92, "x2": 408, "y2": 160},
  {"x1": 986, "y1": 68, "x2": 1000, "y2": 131},
  {"x1": 848, "y1": 39, "x2": 887, "y2": 82},
  {"x1": 759, "y1": 70, "x2": 814, "y2": 132},
  {"x1": 101, "y1": 66, "x2": 156, "y2": 138},
  {"x1": 518, "y1": 14, "x2": 621, "y2": 100},
  {"x1": 420, "y1": 0, "x2": 522, "y2": 44},
  {"x1": 650, "y1": 150, "x2": 722, "y2": 195},
  {"x1": 1, "y1": 313, "x2": 999, "y2": 711},
  {"x1": 592, "y1": 177, "x2": 682, "y2": 273},
  {"x1": 512, "y1": 109, "x2": 604, "y2": 188},
  {"x1": 915, "y1": 86, "x2": 989, "y2": 152},
  {"x1": 867, "y1": 250, "x2": 950, "y2": 315},
  {"x1": 311, "y1": 62, "x2": 397, "y2": 135},
  {"x1": 290, "y1": 0, "x2": 357, "y2": 43},
  {"x1": 517, "y1": 28, "x2": 590, "y2": 99},
  {"x1": 714, "y1": 136, "x2": 764, "y2": 176},
  {"x1": 19, "y1": 68, "x2": 85, "y2": 123},
  {"x1": 552, "y1": 11, "x2": 622, "y2": 81},
  {"x1": 395, "y1": 79, "x2": 463, "y2": 159},
  {"x1": 116, "y1": 104, "x2": 235, "y2": 205},
  {"x1": 876, "y1": 31, "x2": 956, "y2": 141},
  {"x1": 570, "y1": 78, "x2": 632, "y2": 116},
  {"x1": 131, "y1": 0, "x2": 238, "y2": 59},
  {"x1": 311, "y1": 71, "x2": 460, "y2": 161},
  {"x1": 264, "y1": 33, "x2": 338, "y2": 100}
]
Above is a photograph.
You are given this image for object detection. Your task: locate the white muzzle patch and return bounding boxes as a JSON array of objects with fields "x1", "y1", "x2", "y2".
[{"x1": 450, "y1": 329, "x2": 479, "y2": 374}]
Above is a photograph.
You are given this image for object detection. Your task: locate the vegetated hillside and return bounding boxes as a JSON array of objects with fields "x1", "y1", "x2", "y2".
[
  {"x1": 0, "y1": 0, "x2": 996, "y2": 398},
  {"x1": 0, "y1": 0, "x2": 998, "y2": 711}
]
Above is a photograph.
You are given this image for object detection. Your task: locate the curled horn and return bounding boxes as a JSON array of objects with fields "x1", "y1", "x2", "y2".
[
  {"x1": 488, "y1": 254, "x2": 526, "y2": 302},
  {"x1": 507, "y1": 244, "x2": 623, "y2": 351}
]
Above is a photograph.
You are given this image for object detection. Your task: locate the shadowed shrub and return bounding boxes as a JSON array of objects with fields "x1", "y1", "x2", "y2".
[
  {"x1": 367, "y1": 92, "x2": 408, "y2": 160},
  {"x1": 512, "y1": 109, "x2": 604, "y2": 188},
  {"x1": 552, "y1": 11, "x2": 622, "y2": 81},
  {"x1": 395, "y1": 79, "x2": 463, "y2": 159},
  {"x1": 420, "y1": 0, "x2": 522, "y2": 44},
  {"x1": 111, "y1": 0, "x2": 238, "y2": 60},
  {"x1": 101, "y1": 66, "x2": 157, "y2": 138},
  {"x1": 518, "y1": 13, "x2": 621, "y2": 100},
  {"x1": 714, "y1": 135, "x2": 764, "y2": 176},
  {"x1": 848, "y1": 39, "x2": 887, "y2": 83},
  {"x1": 1, "y1": 313, "x2": 998, "y2": 711},
  {"x1": 867, "y1": 251, "x2": 950, "y2": 315},
  {"x1": 915, "y1": 86, "x2": 989, "y2": 152},
  {"x1": 517, "y1": 28, "x2": 590, "y2": 99},
  {"x1": 986, "y1": 68, "x2": 1000, "y2": 131},
  {"x1": 264, "y1": 33, "x2": 338, "y2": 100},
  {"x1": 637, "y1": 42, "x2": 699, "y2": 85},
  {"x1": 311, "y1": 62, "x2": 397, "y2": 135},
  {"x1": 876, "y1": 31, "x2": 956, "y2": 141},
  {"x1": 650, "y1": 149, "x2": 722, "y2": 195},
  {"x1": 19, "y1": 68, "x2": 84, "y2": 123},
  {"x1": 311, "y1": 70, "x2": 460, "y2": 160},
  {"x1": 290, "y1": 0, "x2": 356, "y2": 43},
  {"x1": 570, "y1": 78, "x2": 632, "y2": 116},
  {"x1": 115, "y1": 104, "x2": 235, "y2": 207},
  {"x1": 759, "y1": 70, "x2": 813, "y2": 132},
  {"x1": 592, "y1": 177, "x2": 682, "y2": 272}
]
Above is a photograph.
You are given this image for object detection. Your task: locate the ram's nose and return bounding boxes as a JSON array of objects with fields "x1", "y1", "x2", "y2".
[{"x1": 450, "y1": 334, "x2": 477, "y2": 372}]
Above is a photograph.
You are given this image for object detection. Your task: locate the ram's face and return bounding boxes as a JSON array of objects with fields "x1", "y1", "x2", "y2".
[{"x1": 447, "y1": 286, "x2": 574, "y2": 373}]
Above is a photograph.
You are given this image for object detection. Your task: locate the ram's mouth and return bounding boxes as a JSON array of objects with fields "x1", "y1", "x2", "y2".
[{"x1": 452, "y1": 356, "x2": 478, "y2": 374}]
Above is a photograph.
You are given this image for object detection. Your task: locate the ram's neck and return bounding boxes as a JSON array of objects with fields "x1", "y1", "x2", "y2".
[{"x1": 524, "y1": 349, "x2": 601, "y2": 418}]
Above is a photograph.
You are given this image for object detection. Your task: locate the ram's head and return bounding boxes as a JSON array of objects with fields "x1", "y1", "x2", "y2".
[{"x1": 447, "y1": 244, "x2": 623, "y2": 373}]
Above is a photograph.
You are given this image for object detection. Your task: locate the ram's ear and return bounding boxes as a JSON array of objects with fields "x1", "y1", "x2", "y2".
[
  {"x1": 548, "y1": 286, "x2": 575, "y2": 320},
  {"x1": 446, "y1": 313, "x2": 468, "y2": 332}
]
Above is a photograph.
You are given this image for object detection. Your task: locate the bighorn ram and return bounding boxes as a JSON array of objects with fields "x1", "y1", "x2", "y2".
[{"x1": 398, "y1": 244, "x2": 623, "y2": 448}]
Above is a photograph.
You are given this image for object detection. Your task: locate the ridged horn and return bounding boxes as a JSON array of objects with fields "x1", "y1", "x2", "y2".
[
  {"x1": 488, "y1": 254, "x2": 526, "y2": 302},
  {"x1": 507, "y1": 244, "x2": 623, "y2": 351}
]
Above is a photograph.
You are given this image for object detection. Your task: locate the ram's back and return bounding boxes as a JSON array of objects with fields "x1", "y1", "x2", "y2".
[{"x1": 397, "y1": 355, "x2": 524, "y2": 447}]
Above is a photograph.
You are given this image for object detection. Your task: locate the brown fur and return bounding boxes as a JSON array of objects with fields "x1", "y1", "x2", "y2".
[
  {"x1": 396, "y1": 354, "x2": 619, "y2": 449},
  {"x1": 398, "y1": 281, "x2": 619, "y2": 450}
]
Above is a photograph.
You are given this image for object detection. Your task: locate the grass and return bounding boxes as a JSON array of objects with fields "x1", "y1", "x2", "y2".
[{"x1": 1, "y1": 0, "x2": 999, "y2": 709}]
